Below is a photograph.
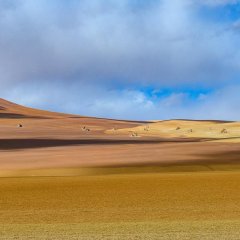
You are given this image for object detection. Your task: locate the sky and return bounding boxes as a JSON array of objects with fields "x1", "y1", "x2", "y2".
[{"x1": 0, "y1": 0, "x2": 240, "y2": 120}]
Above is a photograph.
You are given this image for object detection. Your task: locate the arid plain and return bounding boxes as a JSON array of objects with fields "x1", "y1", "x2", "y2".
[{"x1": 1, "y1": 98, "x2": 240, "y2": 239}]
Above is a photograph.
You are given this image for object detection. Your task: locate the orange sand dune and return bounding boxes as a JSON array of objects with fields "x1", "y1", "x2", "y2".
[{"x1": 1, "y1": 98, "x2": 240, "y2": 176}]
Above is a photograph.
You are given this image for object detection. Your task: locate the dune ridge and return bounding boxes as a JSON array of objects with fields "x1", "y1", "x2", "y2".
[
  {"x1": 1, "y1": 98, "x2": 240, "y2": 177},
  {"x1": 107, "y1": 119, "x2": 240, "y2": 142}
]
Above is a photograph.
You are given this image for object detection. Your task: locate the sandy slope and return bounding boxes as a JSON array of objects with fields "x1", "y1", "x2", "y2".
[
  {"x1": 0, "y1": 98, "x2": 143, "y2": 136},
  {"x1": 1, "y1": 98, "x2": 240, "y2": 239},
  {"x1": 107, "y1": 119, "x2": 240, "y2": 141},
  {"x1": 1, "y1": 98, "x2": 240, "y2": 175}
]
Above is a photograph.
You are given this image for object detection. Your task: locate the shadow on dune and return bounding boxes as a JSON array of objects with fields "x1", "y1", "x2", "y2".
[
  {"x1": 91, "y1": 149, "x2": 240, "y2": 171},
  {"x1": 95, "y1": 147, "x2": 240, "y2": 168},
  {"x1": 0, "y1": 138, "x2": 202, "y2": 150},
  {"x1": 0, "y1": 113, "x2": 50, "y2": 119},
  {"x1": 166, "y1": 119, "x2": 234, "y2": 123},
  {"x1": 0, "y1": 113, "x2": 31, "y2": 119},
  {"x1": 197, "y1": 150, "x2": 240, "y2": 163}
]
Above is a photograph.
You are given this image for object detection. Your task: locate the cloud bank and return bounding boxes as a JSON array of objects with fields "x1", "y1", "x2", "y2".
[{"x1": 0, "y1": 0, "x2": 240, "y2": 120}]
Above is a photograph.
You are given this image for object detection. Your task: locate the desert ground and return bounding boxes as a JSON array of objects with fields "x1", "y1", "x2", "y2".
[{"x1": 1, "y1": 98, "x2": 240, "y2": 239}]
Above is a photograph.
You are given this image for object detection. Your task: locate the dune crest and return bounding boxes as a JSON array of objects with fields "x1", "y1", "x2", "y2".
[
  {"x1": 1, "y1": 98, "x2": 240, "y2": 177},
  {"x1": 107, "y1": 119, "x2": 240, "y2": 142}
]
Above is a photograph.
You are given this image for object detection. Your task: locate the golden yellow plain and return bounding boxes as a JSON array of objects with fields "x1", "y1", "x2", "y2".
[{"x1": 0, "y1": 169, "x2": 240, "y2": 239}]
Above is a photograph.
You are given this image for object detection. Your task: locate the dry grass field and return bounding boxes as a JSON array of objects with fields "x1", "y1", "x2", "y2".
[
  {"x1": 1, "y1": 172, "x2": 240, "y2": 239},
  {"x1": 1, "y1": 98, "x2": 240, "y2": 239}
]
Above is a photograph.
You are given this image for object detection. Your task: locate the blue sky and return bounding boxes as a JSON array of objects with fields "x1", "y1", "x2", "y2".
[{"x1": 1, "y1": 0, "x2": 240, "y2": 120}]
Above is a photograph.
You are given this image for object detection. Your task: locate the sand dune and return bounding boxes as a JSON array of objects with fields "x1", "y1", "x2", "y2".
[
  {"x1": 1, "y1": 98, "x2": 240, "y2": 239},
  {"x1": 107, "y1": 119, "x2": 240, "y2": 142},
  {"x1": 1, "y1": 98, "x2": 240, "y2": 175}
]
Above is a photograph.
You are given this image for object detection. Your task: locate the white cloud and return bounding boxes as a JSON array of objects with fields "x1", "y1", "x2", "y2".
[
  {"x1": 4, "y1": 82, "x2": 240, "y2": 120},
  {"x1": 0, "y1": 0, "x2": 239, "y2": 87},
  {"x1": 160, "y1": 93, "x2": 187, "y2": 107},
  {"x1": 0, "y1": 0, "x2": 240, "y2": 120}
]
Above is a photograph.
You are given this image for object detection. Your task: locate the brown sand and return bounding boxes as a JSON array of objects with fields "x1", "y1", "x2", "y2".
[
  {"x1": 1, "y1": 98, "x2": 240, "y2": 174},
  {"x1": 1, "y1": 98, "x2": 240, "y2": 239}
]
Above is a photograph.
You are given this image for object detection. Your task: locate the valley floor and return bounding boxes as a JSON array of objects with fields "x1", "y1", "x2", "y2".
[{"x1": 1, "y1": 170, "x2": 240, "y2": 239}]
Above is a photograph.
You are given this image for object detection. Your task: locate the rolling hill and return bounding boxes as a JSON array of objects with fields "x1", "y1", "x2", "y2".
[
  {"x1": 1, "y1": 98, "x2": 240, "y2": 239},
  {"x1": 1, "y1": 97, "x2": 240, "y2": 177}
]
